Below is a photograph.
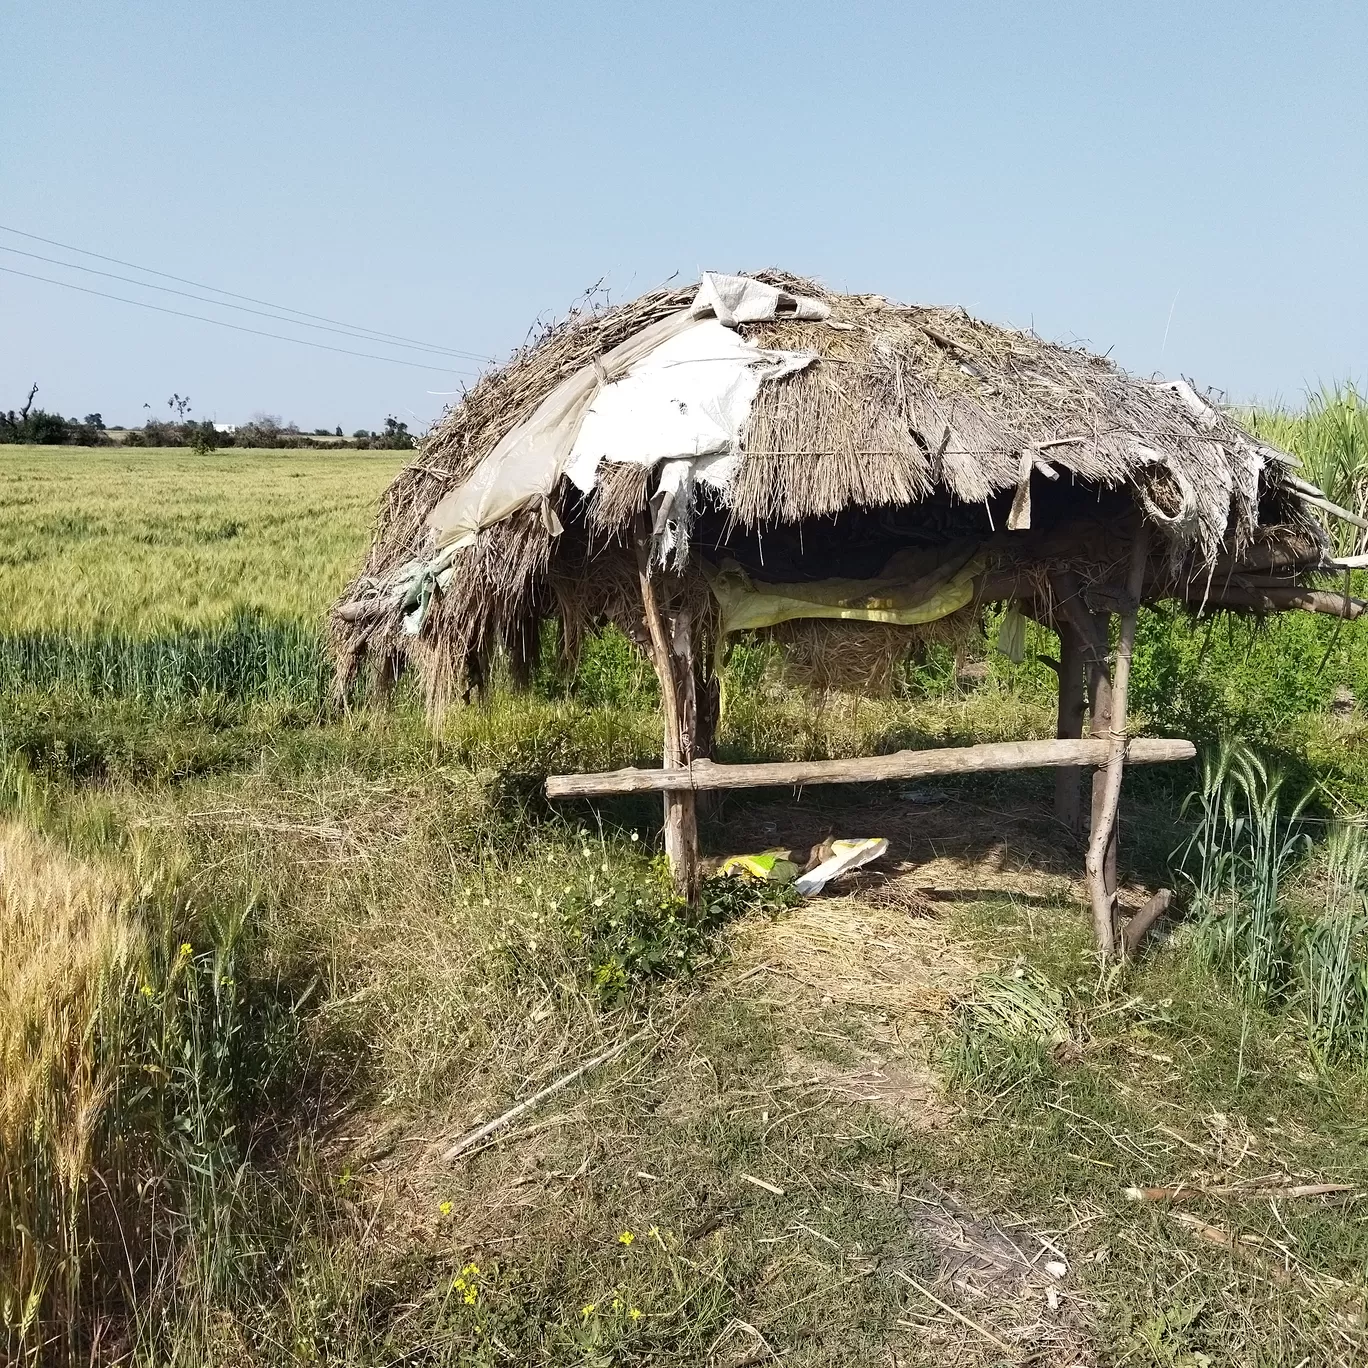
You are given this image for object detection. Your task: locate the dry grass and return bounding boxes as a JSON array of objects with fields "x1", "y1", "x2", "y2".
[
  {"x1": 760, "y1": 611, "x2": 975, "y2": 695},
  {"x1": 0, "y1": 823, "x2": 139, "y2": 1357},
  {"x1": 739, "y1": 895, "x2": 975, "y2": 1019}
]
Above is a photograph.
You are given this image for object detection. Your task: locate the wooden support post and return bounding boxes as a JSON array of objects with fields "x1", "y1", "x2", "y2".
[
  {"x1": 1050, "y1": 569, "x2": 1117, "y2": 906},
  {"x1": 1054, "y1": 619, "x2": 1086, "y2": 833},
  {"x1": 1085, "y1": 526, "x2": 1150, "y2": 956},
  {"x1": 634, "y1": 518, "x2": 699, "y2": 902},
  {"x1": 1086, "y1": 615, "x2": 1118, "y2": 907}
]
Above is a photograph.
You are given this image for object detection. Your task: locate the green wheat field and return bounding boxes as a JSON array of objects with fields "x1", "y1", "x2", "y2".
[{"x1": 4, "y1": 395, "x2": 1368, "y2": 1367}]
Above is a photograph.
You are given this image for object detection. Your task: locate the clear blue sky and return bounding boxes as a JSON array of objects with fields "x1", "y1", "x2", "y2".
[{"x1": 4, "y1": 1, "x2": 1364, "y2": 432}]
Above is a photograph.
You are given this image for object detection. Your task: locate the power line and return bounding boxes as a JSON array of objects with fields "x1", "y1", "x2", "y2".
[
  {"x1": 0, "y1": 265, "x2": 476, "y2": 375},
  {"x1": 0, "y1": 221, "x2": 492, "y2": 363},
  {"x1": 0, "y1": 243, "x2": 479, "y2": 361}
]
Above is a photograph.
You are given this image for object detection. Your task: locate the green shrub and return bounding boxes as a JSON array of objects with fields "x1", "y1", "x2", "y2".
[{"x1": 494, "y1": 847, "x2": 793, "y2": 1006}]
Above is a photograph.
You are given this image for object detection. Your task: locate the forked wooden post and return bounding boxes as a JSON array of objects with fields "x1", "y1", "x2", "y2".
[
  {"x1": 1085, "y1": 526, "x2": 1151, "y2": 956},
  {"x1": 634, "y1": 518, "x2": 700, "y2": 901},
  {"x1": 1086, "y1": 615, "x2": 1118, "y2": 906},
  {"x1": 1050, "y1": 568, "x2": 1122, "y2": 950}
]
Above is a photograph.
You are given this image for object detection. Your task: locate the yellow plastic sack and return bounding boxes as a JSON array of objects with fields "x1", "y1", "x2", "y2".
[
  {"x1": 718, "y1": 852, "x2": 800, "y2": 883},
  {"x1": 707, "y1": 545, "x2": 982, "y2": 637}
]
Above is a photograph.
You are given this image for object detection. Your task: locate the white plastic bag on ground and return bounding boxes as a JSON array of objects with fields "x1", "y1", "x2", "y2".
[{"x1": 793, "y1": 838, "x2": 889, "y2": 896}]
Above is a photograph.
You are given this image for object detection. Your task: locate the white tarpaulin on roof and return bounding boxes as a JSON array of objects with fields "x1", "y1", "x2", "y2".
[
  {"x1": 689, "y1": 272, "x2": 831, "y2": 326},
  {"x1": 563, "y1": 321, "x2": 816, "y2": 492},
  {"x1": 424, "y1": 311, "x2": 695, "y2": 550},
  {"x1": 424, "y1": 273, "x2": 829, "y2": 551}
]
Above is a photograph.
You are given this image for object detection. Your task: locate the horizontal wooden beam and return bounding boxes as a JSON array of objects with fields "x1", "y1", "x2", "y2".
[
  {"x1": 1183, "y1": 586, "x2": 1366, "y2": 618},
  {"x1": 546, "y1": 736, "x2": 1196, "y2": 799},
  {"x1": 1288, "y1": 485, "x2": 1368, "y2": 532}
]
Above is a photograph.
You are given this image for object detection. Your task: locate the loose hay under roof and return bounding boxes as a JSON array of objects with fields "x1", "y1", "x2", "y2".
[{"x1": 333, "y1": 269, "x2": 1327, "y2": 706}]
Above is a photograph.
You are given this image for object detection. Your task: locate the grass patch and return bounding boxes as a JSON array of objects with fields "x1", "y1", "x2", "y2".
[
  {"x1": 0, "y1": 612, "x2": 334, "y2": 709},
  {"x1": 941, "y1": 893, "x2": 1368, "y2": 1365}
]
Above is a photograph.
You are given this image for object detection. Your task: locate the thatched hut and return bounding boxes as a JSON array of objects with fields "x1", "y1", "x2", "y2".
[{"x1": 333, "y1": 271, "x2": 1363, "y2": 953}]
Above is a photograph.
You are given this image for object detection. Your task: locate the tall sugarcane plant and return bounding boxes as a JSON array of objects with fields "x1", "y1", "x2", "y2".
[{"x1": 1177, "y1": 740, "x2": 1311, "y2": 1005}]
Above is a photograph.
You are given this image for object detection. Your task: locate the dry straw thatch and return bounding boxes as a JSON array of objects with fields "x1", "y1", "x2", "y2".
[{"x1": 333, "y1": 270, "x2": 1330, "y2": 709}]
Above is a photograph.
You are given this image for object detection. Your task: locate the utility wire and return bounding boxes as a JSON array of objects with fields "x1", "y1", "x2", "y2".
[
  {"x1": 0, "y1": 265, "x2": 475, "y2": 375},
  {"x1": 0, "y1": 221, "x2": 492, "y2": 363},
  {"x1": 0, "y1": 243, "x2": 478, "y2": 361}
]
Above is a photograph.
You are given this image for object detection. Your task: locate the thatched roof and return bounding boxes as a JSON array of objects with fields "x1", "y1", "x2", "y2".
[{"x1": 333, "y1": 270, "x2": 1333, "y2": 706}]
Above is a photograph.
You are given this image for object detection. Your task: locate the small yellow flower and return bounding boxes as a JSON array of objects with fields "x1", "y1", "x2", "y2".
[
  {"x1": 461, "y1": 1262, "x2": 480, "y2": 1277},
  {"x1": 628, "y1": 1307, "x2": 643, "y2": 1321},
  {"x1": 618, "y1": 1229, "x2": 634, "y2": 1246},
  {"x1": 140, "y1": 983, "x2": 154, "y2": 998},
  {"x1": 438, "y1": 1200, "x2": 452, "y2": 1216},
  {"x1": 612, "y1": 1297, "x2": 623, "y2": 1313},
  {"x1": 463, "y1": 1287, "x2": 478, "y2": 1305},
  {"x1": 580, "y1": 1303, "x2": 596, "y2": 1319},
  {"x1": 178, "y1": 942, "x2": 192, "y2": 956}
]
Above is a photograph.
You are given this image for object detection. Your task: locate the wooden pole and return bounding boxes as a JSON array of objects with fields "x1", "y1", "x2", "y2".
[
  {"x1": 546, "y1": 737, "x2": 1195, "y2": 798},
  {"x1": 1086, "y1": 612, "x2": 1118, "y2": 906},
  {"x1": 1054, "y1": 619, "x2": 1086, "y2": 833},
  {"x1": 1051, "y1": 569, "x2": 1118, "y2": 903},
  {"x1": 1085, "y1": 525, "x2": 1151, "y2": 956},
  {"x1": 634, "y1": 517, "x2": 699, "y2": 901},
  {"x1": 1177, "y1": 585, "x2": 1367, "y2": 618}
]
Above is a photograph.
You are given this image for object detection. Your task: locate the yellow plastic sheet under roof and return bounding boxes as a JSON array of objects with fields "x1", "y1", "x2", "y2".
[{"x1": 706, "y1": 544, "x2": 982, "y2": 636}]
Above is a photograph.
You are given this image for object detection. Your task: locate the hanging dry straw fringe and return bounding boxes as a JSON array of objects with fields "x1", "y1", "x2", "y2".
[{"x1": 331, "y1": 268, "x2": 1326, "y2": 712}]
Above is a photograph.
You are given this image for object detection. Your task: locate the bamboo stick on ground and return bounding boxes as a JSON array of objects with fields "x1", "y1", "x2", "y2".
[
  {"x1": 441, "y1": 1031, "x2": 647, "y2": 1162},
  {"x1": 1126, "y1": 1182, "x2": 1356, "y2": 1202}
]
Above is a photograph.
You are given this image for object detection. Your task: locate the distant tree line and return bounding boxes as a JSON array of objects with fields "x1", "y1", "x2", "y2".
[{"x1": 0, "y1": 385, "x2": 418, "y2": 450}]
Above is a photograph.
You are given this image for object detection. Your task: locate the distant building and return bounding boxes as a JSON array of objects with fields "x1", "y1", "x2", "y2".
[{"x1": 213, "y1": 423, "x2": 237, "y2": 435}]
